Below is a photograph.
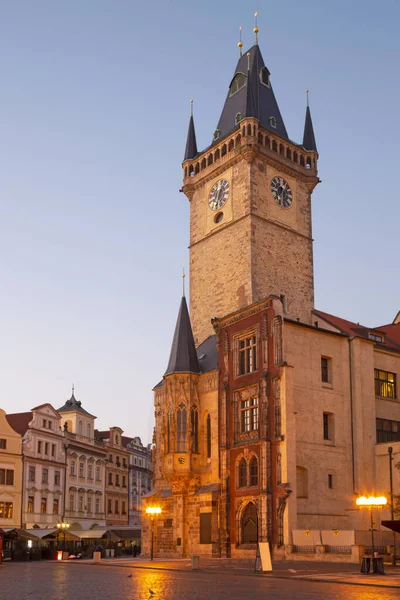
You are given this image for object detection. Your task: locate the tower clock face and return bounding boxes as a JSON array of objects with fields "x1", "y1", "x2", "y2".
[
  {"x1": 271, "y1": 177, "x2": 293, "y2": 208},
  {"x1": 208, "y1": 179, "x2": 230, "y2": 211}
]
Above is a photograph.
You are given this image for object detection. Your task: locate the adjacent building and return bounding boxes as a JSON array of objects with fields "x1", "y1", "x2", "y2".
[
  {"x1": 122, "y1": 436, "x2": 153, "y2": 528},
  {"x1": 7, "y1": 404, "x2": 67, "y2": 529},
  {"x1": 97, "y1": 427, "x2": 130, "y2": 526},
  {"x1": 143, "y1": 37, "x2": 400, "y2": 559},
  {"x1": 57, "y1": 393, "x2": 107, "y2": 530},
  {"x1": 0, "y1": 409, "x2": 23, "y2": 529}
]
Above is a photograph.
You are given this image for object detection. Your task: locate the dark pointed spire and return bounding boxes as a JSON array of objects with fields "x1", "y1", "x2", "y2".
[
  {"x1": 165, "y1": 296, "x2": 200, "y2": 376},
  {"x1": 214, "y1": 44, "x2": 288, "y2": 142},
  {"x1": 183, "y1": 100, "x2": 198, "y2": 161},
  {"x1": 302, "y1": 91, "x2": 318, "y2": 152}
]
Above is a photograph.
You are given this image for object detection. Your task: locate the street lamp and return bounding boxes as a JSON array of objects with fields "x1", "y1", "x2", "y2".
[
  {"x1": 145, "y1": 507, "x2": 162, "y2": 561},
  {"x1": 56, "y1": 520, "x2": 70, "y2": 552},
  {"x1": 356, "y1": 495, "x2": 387, "y2": 573}
]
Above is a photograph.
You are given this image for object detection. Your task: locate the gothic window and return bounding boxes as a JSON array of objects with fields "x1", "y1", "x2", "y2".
[
  {"x1": 273, "y1": 317, "x2": 282, "y2": 365},
  {"x1": 238, "y1": 334, "x2": 257, "y2": 375},
  {"x1": 238, "y1": 458, "x2": 247, "y2": 488},
  {"x1": 229, "y1": 72, "x2": 246, "y2": 96},
  {"x1": 167, "y1": 411, "x2": 172, "y2": 454},
  {"x1": 241, "y1": 398, "x2": 259, "y2": 432},
  {"x1": 249, "y1": 456, "x2": 258, "y2": 487},
  {"x1": 191, "y1": 407, "x2": 199, "y2": 453},
  {"x1": 177, "y1": 404, "x2": 187, "y2": 453},
  {"x1": 241, "y1": 502, "x2": 258, "y2": 543},
  {"x1": 296, "y1": 466, "x2": 308, "y2": 498},
  {"x1": 206, "y1": 414, "x2": 211, "y2": 458}
]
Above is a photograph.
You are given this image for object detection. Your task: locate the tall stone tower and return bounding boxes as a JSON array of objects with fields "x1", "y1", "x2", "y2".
[{"x1": 182, "y1": 45, "x2": 319, "y2": 344}]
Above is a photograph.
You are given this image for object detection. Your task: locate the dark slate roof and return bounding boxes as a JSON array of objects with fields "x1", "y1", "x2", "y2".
[
  {"x1": 303, "y1": 105, "x2": 317, "y2": 152},
  {"x1": 215, "y1": 44, "x2": 288, "y2": 142},
  {"x1": 57, "y1": 394, "x2": 96, "y2": 418},
  {"x1": 183, "y1": 115, "x2": 198, "y2": 161},
  {"x1": 197, "y1": 335, "x2": 218, "y2": 373},
  {"x1": 165, "y1": 297, "x2": 200, "y2": 375},
  {"x1": 6, "y1": 412, "x2": 33, "y2": 435}
]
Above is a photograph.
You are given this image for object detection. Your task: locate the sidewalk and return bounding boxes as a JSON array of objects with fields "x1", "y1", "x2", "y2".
[{"x1": 76, "y1": 556, "x2": 400, "y2": 588}]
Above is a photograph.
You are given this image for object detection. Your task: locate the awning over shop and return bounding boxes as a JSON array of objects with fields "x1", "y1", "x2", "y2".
[
  {"x1": 382, "y1": 520, "x2": 400, "y2": 533},
  {"x1": 77, "y1": 530, "x2": 120, "y2": 541}
]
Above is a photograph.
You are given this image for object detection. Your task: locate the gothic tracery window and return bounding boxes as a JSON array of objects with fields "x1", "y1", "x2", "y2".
[
  {"x1": 206, "y1": 414, "x2": 211, "y2": 458},
  {"x1": 167, "y1": 411, "x2": 172, "y2": 453},
  {"x1": 177, "y1": 404, "x2": 187, "y2": 453},
  {"x1": 238, "y1": 458, "x2": 247, "y2": 488},
  {"x1": 241, "y1": 502, "x2": 258, "y2": 543},
  {"x1": 249, "y1": 456, "x2": 258, "y2": 487}
]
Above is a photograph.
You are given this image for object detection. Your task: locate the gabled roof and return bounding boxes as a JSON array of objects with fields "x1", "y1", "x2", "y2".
[
  {"x1": 6, "y1": 412, "x2": 33, "y2": 435},
  {"x1": 303, "y1": 105, "x2": 317, "y2": 152},
  {"x1": 183, "y1": 114, "x2": 198, "y2": 161},
  {"x1": 164, "y1": 296, "x2": 201, "y2": 376},
  {"x1": 314, "y1": 310, "x2": 400, "y2": 352},
  {"x1": 215, "y1": 44, "x2": 288, "y2": 143},
  {"x1": 57, "y1": 394, "x2": 96, "y2": 418}
]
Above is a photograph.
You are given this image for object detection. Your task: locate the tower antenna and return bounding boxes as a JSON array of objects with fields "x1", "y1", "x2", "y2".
[
  {"x1": 72, "y1": 383, "x2": 75, "y2": 396},
  {"x1": 254, "y1": 11, "x2": 259, "y2": 45},
  {"x1": 190, "y1": 99, "x2": 193, "y2": 117},
  {"x1": 182, "y1": 266, "x2": 186, "y2": 297},
  {"x1": 306, "y1": 89, "x2": 309, "y2": 107},
  {"x1": 238, "y1": 26, "x2": 243, "y2": 57}
]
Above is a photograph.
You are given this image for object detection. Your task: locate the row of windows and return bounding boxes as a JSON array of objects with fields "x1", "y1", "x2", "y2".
[
  {"x1": 107, "y1": 499, "x2": 127, "y2": 515},
  {"x1": 27, "y1": 496, "x2": 59, "y2": 514},
  {"x1": 70, "y1": 461, "x2": 101, "y2": 480},
  {"x1": 69, "y1": 494, "x2": 101, "y2": 513},
  {"x1": 376, "y1": 418, "x2": 400, "y2": 443},
  {"x1": 0, "y1": 502, "x2": 13, "y2": 518},
  {"x1": 108, "y1": 455, "x2": 128, "y2": 468},
  {"x1": 28, "y1": 466, "x2": 61, "y2": 485},
  {"x1": 108, "y1": 473, "x2": 127, "y2": 487},
  {"x1": 167, "y1": 408, "x2": 211, "y2": 457},
  {"x1": 0, "y1": 469, "x2": 14, "y2": 486},
  {"x1": 37, "y1": 441, "x2": 57, "y2": 457}
]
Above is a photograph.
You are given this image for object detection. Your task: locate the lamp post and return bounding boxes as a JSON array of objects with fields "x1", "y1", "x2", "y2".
[
  {"x1": 388, "y1": 447, "x2": 396, "y2": 566},
  {"x1": 145, "y1": 507, "x2": 162, "y2": 561},
  {"x1": 56, "y1": 520, "x2": 70, "y2": 551},
  {"x1": 356, "y1": 495, "x2": 387, "y2": 573}
]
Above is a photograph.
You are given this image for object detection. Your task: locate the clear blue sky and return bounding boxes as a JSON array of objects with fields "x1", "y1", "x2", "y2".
[{"x1": 1, "y1": 1, "x2": 399, "y2": 442}]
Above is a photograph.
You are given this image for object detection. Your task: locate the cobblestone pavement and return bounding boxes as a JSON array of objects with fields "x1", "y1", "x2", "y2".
[{"x1": 0, "y1": 562, "x2": 399, "y2": 600}]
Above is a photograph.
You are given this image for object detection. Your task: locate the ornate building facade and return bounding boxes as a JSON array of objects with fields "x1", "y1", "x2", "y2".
[
  {"x1": 122, "y1": 436, "x2": 153, "y2": 528},
  {"x1": 143, "y1": 37, "x2": 400, "y2": 558},
  {"x1": 0, "y1": 409, "x2": 23, "y2": 529}
]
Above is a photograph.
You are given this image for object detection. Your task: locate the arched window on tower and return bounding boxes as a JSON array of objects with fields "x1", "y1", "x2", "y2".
[
  {"x1": 249, "y1": 456, "x2": 258, "y2": 487},
  {"x1": 87, "y1": 423, "x2": 91, "y2": 438},
  {"x1": 191, "y1": 407, "x2": 199, "y2": 453},
  {"x1": 206, "y1": 414, "x2": 211, "y2": 458},
  {"x1": 177, "y1": 404, "x2": 187, "y2": 453},
  {"x1": 238, "y1": 457, "x2": 247, "y2": 488},
  {"x1": 78, "y1": 420, "x2": 83, "y2": 435}
]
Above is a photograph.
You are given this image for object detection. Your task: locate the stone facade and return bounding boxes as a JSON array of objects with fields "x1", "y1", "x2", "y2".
[
  {"x1": 123, "y1": 436, "x2": 153, "y2": 528},
  {"x1": 143, "y1": 39, "x2": 400, "y2": 561},
  {"x1": 97, "y1": 427, "x2": 130, "y2": 526}
]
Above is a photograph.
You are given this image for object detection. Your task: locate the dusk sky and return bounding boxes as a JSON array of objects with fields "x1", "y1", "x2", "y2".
[{"x1": 1, "y1": 0, "x2": 399, "y2": 443}]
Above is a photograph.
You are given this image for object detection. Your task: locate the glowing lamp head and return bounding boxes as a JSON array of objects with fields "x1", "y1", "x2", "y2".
[
  {"x1": 356, "y1": 495, "x2": 387, "y2": 507},
  {"x1": 145, "y1": 506, "x2": 162, "y2": 515}
]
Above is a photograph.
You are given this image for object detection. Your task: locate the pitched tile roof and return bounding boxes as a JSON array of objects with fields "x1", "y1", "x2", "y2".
[
  {"x1": 6, "y1": 412, "x2": 33, "y2": 435},
  {"x1": 57, "y1": 394, "x2": 96, "y2": 418}
]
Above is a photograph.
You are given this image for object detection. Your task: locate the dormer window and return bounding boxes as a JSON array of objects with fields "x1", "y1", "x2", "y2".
[
  {"x1": 229, "y1": 72, "x2": 246, "y2": 97},
  {"x1": 235, "y1": 112, "x2": 242, "y2": 125},
  {"x1": 259, "y1": 67, "x2": 270, "y2": 87},
  {"x1": 269, "y1": 116, "x2": 277, "y2": 129},
  {"x1": 213, "y1": 129, "x2": 220, "y2": 141},
  {"x1": 369, "y1": 332, "x2": 383, "y2": 343}
]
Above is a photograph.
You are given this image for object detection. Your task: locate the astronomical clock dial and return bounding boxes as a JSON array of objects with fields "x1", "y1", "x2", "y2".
[
  {"x1": 208, "y1": 179, "x2": 230, "y2": 211},
  {"x1": 271, "y1": 176, "x2": 293, "y2": 208}
]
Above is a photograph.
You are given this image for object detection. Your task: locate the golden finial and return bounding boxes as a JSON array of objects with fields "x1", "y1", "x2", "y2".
[
  {"x1": 238, "y1": 25, "x2": 243, "y2": 57},
  {"x1": 190, "y1": 99, "x2": 193, "y2": 117},
  {"x1": 306, "y1": 89, "x2": 309, "y2": 107},
  {"x1": 254, "y1": 11, "x2": 259, "y2": 44},
  {"x1": 182, "y1": 266, "x2": 186, "y2": 297}
]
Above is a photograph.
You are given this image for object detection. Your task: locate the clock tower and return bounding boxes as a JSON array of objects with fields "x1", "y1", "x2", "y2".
[{"x1": 182, "y1": 44, "x2": 319, "y2": 344}]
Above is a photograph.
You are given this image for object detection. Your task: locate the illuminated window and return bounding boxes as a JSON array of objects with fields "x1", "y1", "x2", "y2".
[
  {"x1": 41, "y1": 498, "x2": 47, "y2": 514},
  {"x1": 53, "y1": 499, "x2": 59, "y2": 514},
  {"x1": 375, "y1": 369, "x2": 396, "y2": 399},
  {"x1": 0, "y1": 502, "x2": 13, "y2": 519},
  {"x1": 27, "y1": 496, "x2": 34, "y2": 513}
]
